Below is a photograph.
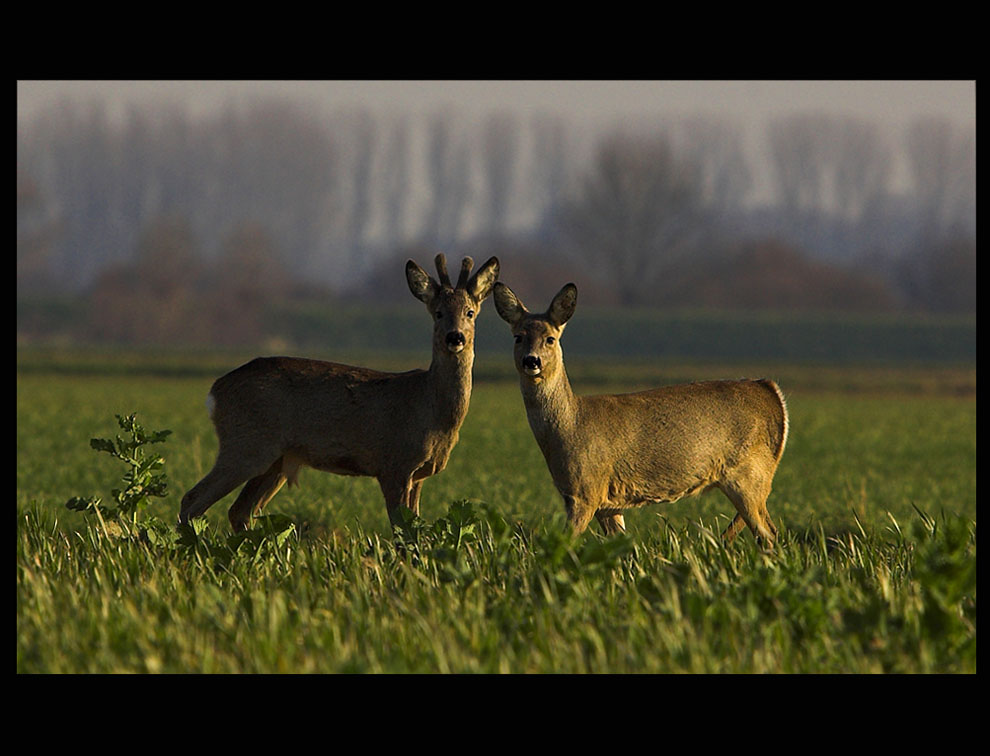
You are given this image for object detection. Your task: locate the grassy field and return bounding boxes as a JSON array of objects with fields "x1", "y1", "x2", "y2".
[{"x1": 16, "y1": 350, "x2": 976, "y2": 673}]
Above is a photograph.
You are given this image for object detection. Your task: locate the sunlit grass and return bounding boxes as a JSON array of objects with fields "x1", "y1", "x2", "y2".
[
  {"x1": 16, "y1": 357, "x2": 976, "y2": 673},
  {"x1": 16, "y1": 499, "x2": 975, "y2": 673}
]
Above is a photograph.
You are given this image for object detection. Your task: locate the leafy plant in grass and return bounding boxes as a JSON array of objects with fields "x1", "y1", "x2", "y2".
[
  {"x1": 910, "y1": 510, "x2": 976, "y2": 664},
  {"x1": 388, "y1": 499, "x2": 520, "y2": 583},
  {"x1": 65, "y1": 413, "x2": 171, "y2": 530},
  {"x1": 63, "y1": 412, "x2": 297, "y2": 558},
  {"x1": 207, "y1": 514, "x2": 298, "y2": 569}
]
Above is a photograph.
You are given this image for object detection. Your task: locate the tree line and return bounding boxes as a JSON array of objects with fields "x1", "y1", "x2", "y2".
[{"x1": 16, "y1": 96, "x2": 975, "y2": 345}]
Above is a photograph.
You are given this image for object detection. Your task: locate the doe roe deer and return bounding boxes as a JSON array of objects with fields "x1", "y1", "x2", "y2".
[
  {"x1": 178, "y1": 254, "x2": 499, "y2": 532},
  {"x1": 493, "y1": 281, "x2": 788, "y2": 543}
]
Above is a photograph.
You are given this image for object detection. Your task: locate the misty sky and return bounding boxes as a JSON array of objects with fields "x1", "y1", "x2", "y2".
[
  {"x1": 16, "y1": 80, "x2": 975, "y2": 127},
  {"x1": 17, "y1": 80, "x2": 975, "y2": 207}
]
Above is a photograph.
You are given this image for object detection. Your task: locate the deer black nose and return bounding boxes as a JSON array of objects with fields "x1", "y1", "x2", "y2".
[
  {"x1": 446, "y1": 331, "x2": 466, "y2": 347},
  {"x1": 522, "y1": 355, "x2": 541, "y2": 371}
]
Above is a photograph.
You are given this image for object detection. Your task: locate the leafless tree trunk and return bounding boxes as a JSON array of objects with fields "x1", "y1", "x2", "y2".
[
  {"x1": 562, "y1": 131, "x2": 704, "y2": 303},
  {"x1": 680, "y1": 116, "x2": 752, "y2": 219},
  {"x1": 906, "y1": 116, "x2": 975, "y2": 239},
  {"x1": 767, "y1": 114, "x2": 833, "y2": 216},
  {"x1": 480, "y1": 112, "x2": 519, "y2": 238},
  {"x1": 422, "y1": 111, "x2": 471, "y2": 249},
  {"x1": 831, "y1": 117, "x2": 892, "y2": 222},
  {"x1": 529, "y1": 114, "x2": 570, "y2": 237},
  {"x1": 381, "y1": 115, "x2": 411, "y2": 252}
]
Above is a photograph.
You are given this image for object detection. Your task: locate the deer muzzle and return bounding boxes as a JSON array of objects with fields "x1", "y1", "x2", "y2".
[
  {"x1": 522, "y1": 355, "x2": 542, "y2": 376},
  {"x1": 445, "y1": 331, "x2": 466, "y2": 353}
]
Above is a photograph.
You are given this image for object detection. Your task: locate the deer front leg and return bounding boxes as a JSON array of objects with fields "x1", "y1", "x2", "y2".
[
  {"x1": 228, "y1": 457, "x2": 287, "y2": 532},
  {"x1": 721, "y1": 513, "x2": 747, "y2": 544},
  {"x1": 563, "y1": 495, "x2": 597, "y2": 535}
]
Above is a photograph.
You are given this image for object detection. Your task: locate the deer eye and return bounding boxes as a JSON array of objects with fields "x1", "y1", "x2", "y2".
[
  {"x1": 546, "y1": 337, "x2": 556, "y2": 345},
  {"x1": 466, "y1": 309, "x2": 475, "y2": 319},
  {"x1": 514, "y1": 334, "x2": 522, "y2": 343},
  {"x1": 435, "y1": 310, "x2": 443, "y2": 320}
]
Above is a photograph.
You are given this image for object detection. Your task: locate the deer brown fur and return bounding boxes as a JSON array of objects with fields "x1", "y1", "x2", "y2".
[
  {"x1": 178, "y1": 254, "x2": 499, "y2": 532},
  {"x1": 493, "y1": 281, "x2": 788, "y2": 543}
]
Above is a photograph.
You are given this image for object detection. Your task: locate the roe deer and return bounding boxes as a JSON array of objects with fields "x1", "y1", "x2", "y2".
[
  {"x1": 493, "y1": 281, "x2": 788, "y2": 544},
  {"x1": 178, "y1": 254, "x2": 500, "y2": 532}
]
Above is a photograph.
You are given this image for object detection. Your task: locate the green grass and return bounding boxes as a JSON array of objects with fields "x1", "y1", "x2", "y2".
[
  {"x1": 16, "y1": 355, "x2": 976, "y2": 673},
  {"x1": 16, "y1": 501, "x2": 975, "y2": 673}
]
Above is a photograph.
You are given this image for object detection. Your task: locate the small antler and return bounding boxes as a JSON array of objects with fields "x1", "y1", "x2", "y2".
[
  {"x1": 434, "y1": 254, "x2": 452, "y2": 288},
  {"x1": 456, "y1": 257, "x2": 474, "y2": 289}
]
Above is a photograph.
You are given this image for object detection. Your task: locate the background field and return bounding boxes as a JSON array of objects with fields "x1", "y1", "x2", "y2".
[
  {"x1": 16, "y1": 317, "x2": 976, "y2": 673},
  {"x1": 15, "y1": 355, "x2": 977, "y2": 537}
]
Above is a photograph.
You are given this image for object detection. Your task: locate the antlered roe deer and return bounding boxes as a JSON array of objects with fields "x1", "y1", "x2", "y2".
[
  {"x1": 493, "y1": 281, "x2": 788, "y2": 544},
  {"x1": 178, "y1": 254, "x2": 499, "y2": 532}
]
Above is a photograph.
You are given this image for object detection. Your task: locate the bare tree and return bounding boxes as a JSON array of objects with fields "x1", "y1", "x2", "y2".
[
  {"x1": 381, "y1": 115, "x2": 411, "y2": 252},
  {"x1": 88, "y1": 216, "x2": 204, "y2": 344},
  {"x1": 22, "y1": 99, "x2": 124, "y2": 289},
  {"x1": 344, "y1": 109, "x2": 378, "y2": 276},
  {"x1": 422, "y1": 110, "x2": 472, "y2": 249},
  {"x1": 215, "y1": 221, "x2": 289, "y2": 301},
  {"x1": 898, "y1": 117, "x2": 975, "y2": 313},
  {"x1": 479, "y1": 112, "x2": 519, "y2": 238},
  {"x1": 208, "y1": 222, "x2": 290, "y2": 345},
  {"x1": 528, "y1": 113, "x2": 570, "y2": 237},
  {"x1": 767, "y1": 114, "x2": 834, "y2": 216},
  {"x1": 561, "y1": 131, "x2": 704, "y2": 303},
  {"x1": 230, "y1": 101, "x2": 340, "y2": 283},
  {"x1": 16, "y1": 168, "x2": 60, "y2": 292},
  {"x1": 680, "y1": 116, "x2": 752, "y2": 219},
  {"x1": 905, "y1": 116, "x2": 975, "y2": 239},
  {"x1": 830, "y1": 117, "x2": 892, "y2": 222}
]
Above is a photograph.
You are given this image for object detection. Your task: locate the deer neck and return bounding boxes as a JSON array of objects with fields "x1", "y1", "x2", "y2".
[
  {"x1": 520, "y1": 362, "x2": 578, "y2": 445},
  {"x1": 427, "y1": 349, "x2": 473, "y2": 428}
]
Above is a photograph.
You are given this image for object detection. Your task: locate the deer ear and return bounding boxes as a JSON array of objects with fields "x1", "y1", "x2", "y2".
[
  {"x1": 406, "y1": 260, "x2": 438, "y2": 305},
  {"x1": 547, "y1": 283, "x2": 577, "y2": 327},
  {"x1": 467, "y1": 256, "x2": 500, "y2": 301},
  {"x1": 493, "y1": 282, "x2": 527, "y2": 326}
]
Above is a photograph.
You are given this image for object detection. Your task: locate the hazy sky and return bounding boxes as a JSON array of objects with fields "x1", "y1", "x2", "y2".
[
  {"x1": 17, "y1": 80, "x2": 975, "y2": 208},
  {"x1": 16, "y1": 80, "x2": 975, "y2": 128}
]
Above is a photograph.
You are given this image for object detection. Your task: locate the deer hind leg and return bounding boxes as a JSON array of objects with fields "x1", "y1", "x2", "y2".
[
  {"x1": 179, "y1": 449, "x2": 281, "y2": 526},
  {"x1": 721, "y1": 492, "x2": 775, "y2": 547},
  {"x1": 722, "y1": 509, "x2": 780, "y2": 545},
  {"x1": 379, "y1": 474, "x2": 416, "y2": 528},
  {"x1": 227, "y1": 457, "x2": 288, "y2": 532},
  {"x1": 596, "y1": 511, "x2": 626, "y2": 535},
  {"x1": 718, "y1": 466, "x2": 776, "y2": 547}
]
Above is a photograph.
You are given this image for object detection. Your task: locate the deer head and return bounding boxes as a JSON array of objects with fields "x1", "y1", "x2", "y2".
[
  {"x1": 407, "y1": 254, "x2": 500, "y2": 356},
  {"x1": 494, "y1": 281, "x2": 577, "y2": 382}
]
